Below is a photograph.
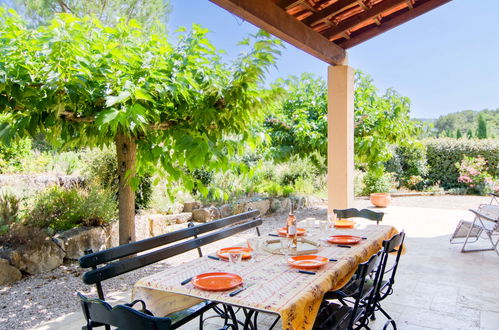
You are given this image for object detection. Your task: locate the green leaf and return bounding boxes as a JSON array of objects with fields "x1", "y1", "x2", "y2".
[
  {"x1": 106, "y1": 91, "x2": 131, "y2": 107},
  {"x1": 97, "y1": 109, "x2": 120, "y2": 125},
  {"x1": 134, "y1": 88, "x2": 154, "y2": 102}
]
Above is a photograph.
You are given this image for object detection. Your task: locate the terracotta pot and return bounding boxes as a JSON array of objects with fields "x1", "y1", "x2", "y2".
[{"x1": 370, "y1": 193, "x2": 391, "y2": 208}]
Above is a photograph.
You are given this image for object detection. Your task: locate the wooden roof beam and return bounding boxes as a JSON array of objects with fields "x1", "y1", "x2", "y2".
[
  {"x1": 323, "y1": 0, "x2": 408, "y2": 40},
  {"x1": 338, "y1": 0, "x2": 452, "y2": 48},
  {"x1": 209, "y1": 0, "x2": 347, "y2": 65},
  {"x1": 276, "y1": 0, "x2": 304, "y2": 10},
  {"x1": 302, "y1": 0, "x2": 359, "y2": 26}
]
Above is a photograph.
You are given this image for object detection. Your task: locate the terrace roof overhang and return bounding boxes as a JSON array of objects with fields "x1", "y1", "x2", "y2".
[{"x1": 209, "y1": 0, "x2": 452, "y2": 65}]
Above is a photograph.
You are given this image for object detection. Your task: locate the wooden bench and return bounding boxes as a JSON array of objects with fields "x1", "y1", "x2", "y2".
[{"x1": 78, "y1": 209, "x2": 262, "y2": 329}]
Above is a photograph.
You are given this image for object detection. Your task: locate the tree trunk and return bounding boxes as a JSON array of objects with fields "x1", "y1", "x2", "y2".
[{"x1": 116, "y1": 133, "x2": 137, "y2": 245}]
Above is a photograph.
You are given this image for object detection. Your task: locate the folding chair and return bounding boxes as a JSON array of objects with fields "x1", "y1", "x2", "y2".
[
  {"x1": 450, "y1": 204, "x2": 499, "y2": 256},
  {"x1": 490, "y1": 192, "x2": 499, "y2": 205}
]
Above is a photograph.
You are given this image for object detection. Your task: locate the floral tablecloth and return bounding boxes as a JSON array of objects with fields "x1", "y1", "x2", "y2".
[{"x1": 133, "y1": 224, "x2": 401, "y2": 330}]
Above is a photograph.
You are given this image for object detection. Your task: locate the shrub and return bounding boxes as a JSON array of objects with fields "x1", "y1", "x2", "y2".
[
  {"x1": 456, "y1": 156, "x2": 498, "y2": 195},
  {"x1": 48, "y1": 151, "x2": 86, "y2": 175},
  {"x1": 25, "y1": 185, "x2": 116, "y2": 232},
  {"x1": 0, "y1": 138, "x2": 32, "y2": 173},
  {"x1": 385, "y1": 143, "x2": 428, "y2": 189},
  {"x1": 425, "y1": 138, "x2": 499, "y2": 189},
  {"x1": 0, "y1": 192, "x2": 20, "y2": 235},
  {"x1": 354, "y1": 170, "x2": 366, "y2": 197},
  {"x1": 190, "y1": 168, "x2": 214, "y2": 195},
  {"x1": 277, "y1": 156, "x2": 318, "y2": 186},
  {"x1": 361, "y1": 170, "x2": 394, "y2": 195},
  {"x1": 293, "y1": 177, "x2": 314, "y2": 195},
  {"x1": 84, "y1": 148, "x2": 152, "y2": 210},
  {"x1": 258, "y1": 181, "x2": 281, "y2": 196}
]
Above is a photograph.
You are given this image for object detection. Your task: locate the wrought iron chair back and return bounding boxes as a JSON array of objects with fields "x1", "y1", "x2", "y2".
[
  {"x1": 313, "y1": 253, "x2": 379, "y2": 330},
  {"x1": 367, "y1": 231, "x2": 406, "y2": 328},
  {"x1": 347, "y1": 253, "x2": 379, "y2": 329},
  {"x1": 333, "y1": 208, "x2": 384, "y2": 224},
  {"x1": 78, "y1": 292, "x2": 172, "y2": 330}
]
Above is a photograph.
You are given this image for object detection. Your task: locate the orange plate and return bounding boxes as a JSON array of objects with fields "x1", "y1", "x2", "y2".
[
  {"x1": 277, "y1": 227, "x2": 306, "y2": 236},
  {"x1": 327, "y1": 235, "x2": 362, "y2": 245},
  {"x1": 334, "y1": 220, "x2": 355, "y2": 228},
  {"x1": 217, "y1": 247, "x2": 252, "y2": 260},
  {"x1": 192, "y1": 272, "x2": 243, "y2": 291},
  {"x1": 288, "y1": 255, "x2": 329, "y2": 269}
]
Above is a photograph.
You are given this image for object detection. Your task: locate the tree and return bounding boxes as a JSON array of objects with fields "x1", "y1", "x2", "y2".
[
  {"x1": 0, "y1": 10, "x2": 282, "y2": 244},
  {"x1": 467, "y1": 128, "x2": 473, "y2": 139},
  {"x1": 264, "y1": 74, "x2": 327, "y2": 161},
  {"x1": 430, "y1": 109, "x2": 499, "y2": 138},
  {"x1": 264, "y1": 72, "x2": 420, "y2": 172},
  {"x1": 353, "y1": 72, "x2": 420, "y2": 171},
  {"x1": 456, "y1": 128, "x2": 462, "y2": 139},
  {"x1": 476, "y1": 114, "x2": 488, "y2": 139},
  {"x1": 12, "y1": 0, "x2": 171, "y2": 28}
]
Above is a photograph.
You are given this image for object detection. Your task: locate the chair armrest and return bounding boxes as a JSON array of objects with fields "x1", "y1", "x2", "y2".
[
  {"x1": 469, "y1": 209, "x2": 499, "y2": 223},
  {"x1": 489, "y1": 192, "x2": 499, "y2": 198}
]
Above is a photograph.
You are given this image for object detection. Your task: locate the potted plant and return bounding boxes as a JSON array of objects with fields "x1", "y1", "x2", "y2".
[{"x1": 363, "y1": 169, "x2": 393, "y2": 208}]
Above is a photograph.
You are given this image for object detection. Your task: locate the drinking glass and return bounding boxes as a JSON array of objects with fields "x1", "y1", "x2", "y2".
[
  {"x1": 247, "y1": 238, "x2": 261, "y2": 262},
  {"x1": 327, "y1": 213, "x2": 336, "y2": 231},
  {"x1": 279, "y1": 238, "x2": 291, "y2": 259},
  {"x1": 306, "y1": 218, "x2": 316, "y2": 235},
  {"x1": 319, "y1": 220, "x2": 328, "y2": 232},
  {"x1": 228, "y1": 251, "x2": 243, "y2": 271}
]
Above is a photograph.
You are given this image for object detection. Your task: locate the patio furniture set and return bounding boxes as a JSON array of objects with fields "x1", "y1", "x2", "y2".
[{"x1": 77, "y1": 208, "x2": 406, "y2": 330}]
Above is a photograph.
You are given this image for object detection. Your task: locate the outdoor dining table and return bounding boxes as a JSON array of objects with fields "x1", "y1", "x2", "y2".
[{"x1": 132, "y1": 224, "x2": 401, "y2": 330}]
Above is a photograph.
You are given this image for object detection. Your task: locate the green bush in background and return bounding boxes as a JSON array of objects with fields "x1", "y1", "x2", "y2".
[
  {"x1": 361, "y1": 169, "x2": 394, "y2": 195},
  {"x1": 85, "y1": 148, "x2": 153, "y2": 210},
  {"x1": 0, "y1": 138, "x2": 32, "y2": 173},
  {"x1": 425, "y1": 138, "x2": 499, "y2": 189},
  {"x1": 385, "y1": 143, "x2": 428, "y2": 190},
  {"x1": 0, "y1": 192, "x2": 20, "y2": 235},
  {"x1": 25, "y1": 185, "x2": 116, "y2": 232}
]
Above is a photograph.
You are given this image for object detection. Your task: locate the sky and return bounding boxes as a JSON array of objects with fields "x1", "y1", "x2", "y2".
[{"x1": 168, "y1": 0, "x2": 499, "y2": 119}]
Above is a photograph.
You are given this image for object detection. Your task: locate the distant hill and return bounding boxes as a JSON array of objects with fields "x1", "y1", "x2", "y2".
[{"x1": 414, "y1": 109, "x2": 499, "y2": 138}]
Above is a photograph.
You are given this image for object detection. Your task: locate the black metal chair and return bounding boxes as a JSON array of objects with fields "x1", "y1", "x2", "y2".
[
  {"x1": 313, "y1": 253, "x2": 379, "y2": 330},
  {"x1": 78, "y1": 210, "x2": 262, "y2": 330},
  {"x1": 78, "y1": 292, "x2": 174, "y2": 330},
  {"x1": 333, "y1": 208, "x2": 384, "y2": 225},
  {"x1": 367, "y1": 231, "x2": 406, "y2": 329}
]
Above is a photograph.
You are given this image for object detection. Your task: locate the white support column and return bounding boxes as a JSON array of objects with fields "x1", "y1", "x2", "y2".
[{"x1": 327, "y1": 65, "x2": 354, "y2": 215}]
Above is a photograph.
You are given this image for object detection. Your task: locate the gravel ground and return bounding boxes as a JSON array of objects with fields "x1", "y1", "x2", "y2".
[{"x1": 0, "y1": 195, "x2": 488, "y2": 330}]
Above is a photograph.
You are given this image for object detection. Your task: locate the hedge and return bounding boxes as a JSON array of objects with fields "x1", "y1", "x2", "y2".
[{"x1": 424, "y1": 138, "x2": 499, "y2": 189}]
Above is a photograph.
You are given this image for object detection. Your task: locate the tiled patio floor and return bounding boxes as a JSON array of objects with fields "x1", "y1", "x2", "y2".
[{"x1": 35, "y1": 197, "x2": 499, "y2": 330}]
